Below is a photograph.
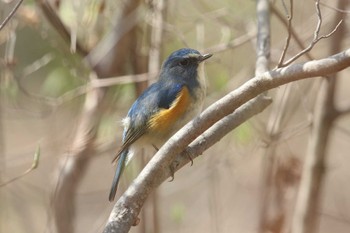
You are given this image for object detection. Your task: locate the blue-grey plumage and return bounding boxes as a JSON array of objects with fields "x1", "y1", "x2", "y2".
[
  {"x1": 109, "y1": 48, "x2": 212, "y2": 201},
  {"x1": 108, "y1": 149, "x2": 128, "y2": 202}
]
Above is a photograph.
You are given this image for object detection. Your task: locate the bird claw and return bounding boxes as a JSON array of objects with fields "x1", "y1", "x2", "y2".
[
  {"x1": 169, "y1": 164, "x2": 175, "y2": 182},
  {"x1": 184, "y1": 150, "x2": 194, "y2": 166}
]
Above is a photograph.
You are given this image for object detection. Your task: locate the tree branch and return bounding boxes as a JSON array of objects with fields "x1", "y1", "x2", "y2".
[
  {"x1": 0, "y1": 0, "x2": 24, "y2": 31},
  {"x1": 104, "y1": 48, "x2": 350, "y2": 232},
  {"x1": 276, "y1": 0, "x2": 294, "y2": 67},
  {"x1": 35, "y1": 0, "x2": 88, "y2": 56},
  {"x1": 255, "y1": 0, "x2": 270, "y2": 75},
  {"x1": 104, "y1": 95, "x2": 273, "y2": 233},
  {"x1": 205, "y1": 29, "x2": 256, "y2": 54},
  {"x1": 280, "y1": 0, "x2": 343, "y2": 67},
  {"x1": 0, "y1": 144, "x2": 40, "y2": 187},
  {"x1": 270, "y1": 2, "x2": 314, "y2": 61},
  {"x1": 148, "y1": 0, "x2": 166, "y2": 81}
]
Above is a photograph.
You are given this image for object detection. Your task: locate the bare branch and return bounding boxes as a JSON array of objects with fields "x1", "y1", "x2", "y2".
[
  {"x1": 256, "y1": 0, "x2": 271, "y2": 75},
  {"x1": 277, "y1": 0, "x2": 294, "y2": 67},
  {"x1": 270, "y1": 2, "x2": 314, "y2": 61},
  {"x1": 0, "y1": 144, "x2": 40, "y2": 187},
  {"x1": 104, "y1": 95, "x2": 272, "y2": 233},
  {"x1": 204, "y1": 29, "x2": 256, "y2": 54},
  {"x1": 337, "y1": 104, "x2": 350, "y2": 116},
  {"x1": 319, "y1": 1, "x2": 350, "y2": 14},
  {"x1": 0, "y1": 0, "x2": 24, "y2": 31},
  {"x1": 104, "y1": 49, "x2": 350, "y2": 232},
  {"x1": 52, "y1": 73, "x2": 150, "y2": 106},
  {"x1": 148, "y1": 0, "x2": 166, "y2": 80},
  {"x1": 254, "y1": 1, "x2": 291, "y2": 232},
  {"x1": 35, "y1": 0, "x2": 88, "y2": 56},
  {"x1": 280, "y1": 0, "x2": 343, "y2": 67}
]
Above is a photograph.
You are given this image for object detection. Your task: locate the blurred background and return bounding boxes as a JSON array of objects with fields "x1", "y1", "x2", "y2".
[{"x1": 1, "y1": 0, "x2": 350, "y2": 233}]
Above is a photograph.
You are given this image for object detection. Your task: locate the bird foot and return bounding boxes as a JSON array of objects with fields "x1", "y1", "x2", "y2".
[
  {"x1": 169, "y1": 164, "x2": 175, "y2": 182},
  {"x1": 184, "y1": 150, "x2": 194, "y2": 166}
]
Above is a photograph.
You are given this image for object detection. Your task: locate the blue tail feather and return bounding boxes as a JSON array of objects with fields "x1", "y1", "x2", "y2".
[{"x1": 109, "y1": 150, "x2": 128, "y2": 202}]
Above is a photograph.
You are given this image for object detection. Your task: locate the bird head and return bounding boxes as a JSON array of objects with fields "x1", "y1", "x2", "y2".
[{"x1": 159, "y1": 48, "x2": 212, "y2": 81}]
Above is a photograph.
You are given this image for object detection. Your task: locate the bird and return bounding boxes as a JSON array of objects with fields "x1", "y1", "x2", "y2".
[{"x1": 109, "y1": 48, "x2": 212, "y2": 202}]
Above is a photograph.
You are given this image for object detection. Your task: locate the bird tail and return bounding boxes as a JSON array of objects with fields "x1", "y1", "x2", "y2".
[{"x1": 109, "y1": 149, "x2": 128, "y2": 202}]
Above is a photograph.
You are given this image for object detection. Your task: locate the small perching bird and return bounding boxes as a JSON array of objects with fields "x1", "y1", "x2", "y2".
[{"x1": 109, "y1": 48, "x2": 212, "y2": 201}]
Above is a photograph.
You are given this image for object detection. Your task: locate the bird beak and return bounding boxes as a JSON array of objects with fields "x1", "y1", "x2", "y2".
[{"x1": 198, "y1": 53, "x2": 213, "y2": 62}]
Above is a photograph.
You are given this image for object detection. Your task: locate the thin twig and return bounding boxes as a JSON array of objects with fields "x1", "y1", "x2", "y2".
[
  {"x1": 205, "y1": 29, "x2": 256, "y2": 54},
  {"x1": 12, "y1": 72, "x2": 150, "y2": 112},
  {"x1": 337, "y1": 105, "x2": 350, "y2": 116},
  {"x1": 280, "y1": 0, "x2": 343, "y2": 67},
  {"x1": 270, "y1": 2, "x2": 314, "y2": 61},
  {"x1": 0, "y1": 0, "x2": 24, "y2": 31},
  {"x1": 35, "y1": 0, "x2": 88, "y2": 56},
  {"x1": 53, "y1": 73, "x2": 150, "y2": 106},
  {"x1": 0, "y1": 144, "x2": 40, "y2": 187},
  {"x1": 319, "y1": 1, "x2": 350, "y2": 14},
  {"x1": 277, "y1": 0, "x2": 294, "y2": 67}
]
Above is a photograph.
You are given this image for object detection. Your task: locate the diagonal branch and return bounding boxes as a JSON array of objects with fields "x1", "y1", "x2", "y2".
[
  {"x1": 35, "y1": 0, "x2": 88, "y2": 56},
  {"x1": 104, "y1": 95, "x2": 273, "y2": 233},
  {"x1": 0, "y1": 144, "x2": 40, "y2": 187},
  {"x1": 0, "y1": 0, "x2": 24, "y2": 31},
  {"x1": 204, "y1": 29, "x2": 256, "y2": 54},
  {"x1": 104, "y1": 48, "x2": 350, "y2": 233}
]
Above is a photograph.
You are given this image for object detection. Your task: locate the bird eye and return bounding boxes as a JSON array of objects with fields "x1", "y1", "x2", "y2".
[{"x1": 179, "y1": 59, "x2": 190, "y2": 66}]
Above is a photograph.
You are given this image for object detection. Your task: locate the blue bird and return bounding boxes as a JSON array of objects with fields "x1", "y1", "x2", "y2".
[{"x1": 109, "y1": 48, "x2": 212, "y2": 201}]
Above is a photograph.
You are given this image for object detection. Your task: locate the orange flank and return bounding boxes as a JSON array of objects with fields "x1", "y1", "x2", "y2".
[{"x1": 149, "y1": 86, "x2": 190, "y2": 132}]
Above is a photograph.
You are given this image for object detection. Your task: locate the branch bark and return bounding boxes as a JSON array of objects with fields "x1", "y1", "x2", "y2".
[
  {"x1": 104, "y1": 48, "x2": 350, "y2": 232},
  {"x1": 255, "y1": 0, "x2": 270, "y2": 75}
]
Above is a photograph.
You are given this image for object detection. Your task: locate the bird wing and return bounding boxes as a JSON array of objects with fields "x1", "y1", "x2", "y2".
[{"x1": 111, "y1": 82, "x2": 186, "y2": 164}]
